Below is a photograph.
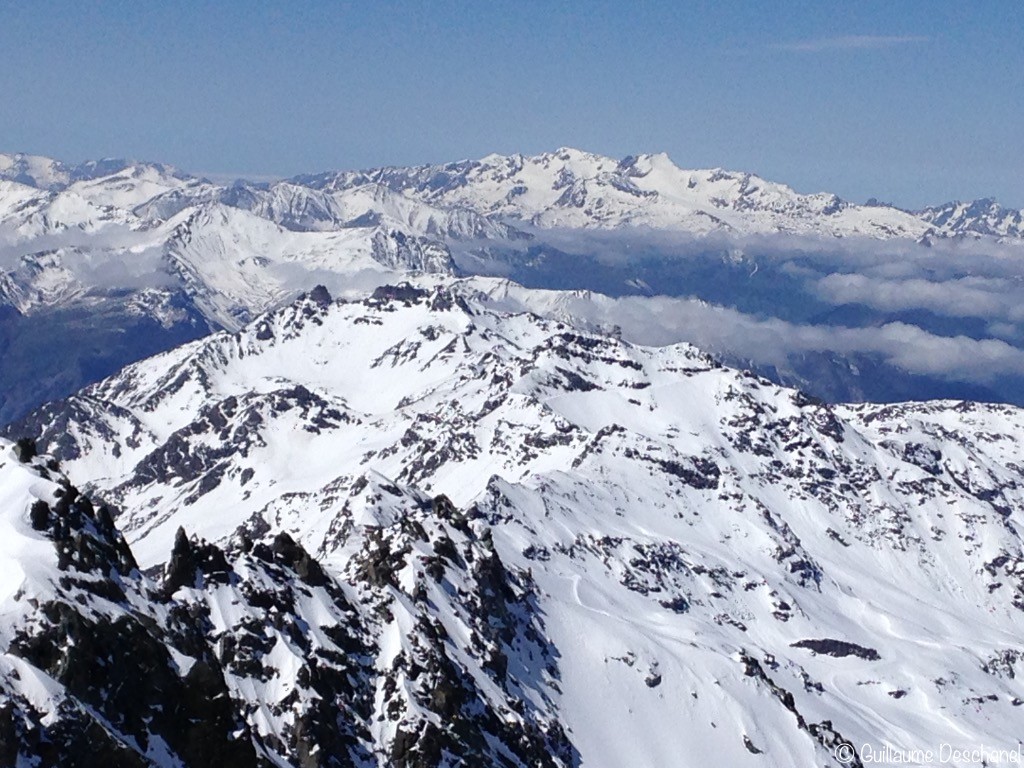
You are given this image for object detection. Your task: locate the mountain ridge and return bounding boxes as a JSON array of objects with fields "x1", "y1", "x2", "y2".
[
  {"x1": 0, "y1": 435, "x2": 573, "y2": 766},
  {"x1": 293, "y1": 146, "x2": 1023, "y2": 239},
  {"x1": 2, "y1": 147, "x2": 1023, "y2": 425},
  {"x1": 6, "y1": 282, "x2": 1024, "y2": 765},
  {"x1": 5, "y1": 149, "x2": 1020, "y2": 240}
]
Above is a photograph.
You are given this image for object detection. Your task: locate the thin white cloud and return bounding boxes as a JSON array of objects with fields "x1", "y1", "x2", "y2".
[
  {"x1": 812, "y1": 273, "x2": 1023, "y2": 321},
  {"x1": 773, "y1": 35, "x2": 930, "y2": 53}
]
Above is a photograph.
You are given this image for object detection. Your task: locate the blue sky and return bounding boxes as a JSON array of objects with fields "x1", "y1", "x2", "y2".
[{"x1": 1, "y1": 1, "x2": 1020, "y2": 207}]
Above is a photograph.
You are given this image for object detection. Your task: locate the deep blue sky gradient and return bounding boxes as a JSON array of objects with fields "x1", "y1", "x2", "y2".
[{"x1": 1, "y1": 1, "x2": 1020, "y2": 207}]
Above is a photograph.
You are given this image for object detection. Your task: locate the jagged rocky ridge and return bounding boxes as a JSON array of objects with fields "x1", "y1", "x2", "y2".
[
  {"x1": 6, "y1": 284, "x2": 1024, "y2": 766},
  {"x1": 0, "y1": 438, "x2": 572, "y2": 766},
  {"x1": 918, "y1": 198, "x2": 1024, "y2": 241}
]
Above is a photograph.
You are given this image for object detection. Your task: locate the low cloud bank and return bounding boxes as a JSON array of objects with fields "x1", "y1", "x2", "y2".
[
  {"x1": 480, "y1": 227, "x2": 1024, "y2": 383},
  {"x1": 477, "y1": 281, "x2": 1024, "y2": 386}
]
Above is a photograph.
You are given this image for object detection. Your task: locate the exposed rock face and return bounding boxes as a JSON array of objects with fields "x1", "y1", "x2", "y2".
[
  {"x1": 0, "y1": 441, "x2": 576, "y2": 767},
  {"x1": 0, "y1": 447, "x2": 256, "y2": 767},
  {"x1": 342, "y1": 486, "x2": 575, "y2": 768},
  {"x1": 790, "y1": 639, "x2": 881, "y2": 661}
]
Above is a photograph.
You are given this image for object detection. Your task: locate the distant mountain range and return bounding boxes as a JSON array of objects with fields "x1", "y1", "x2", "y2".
[
  {"x1": 1, "y1": 148, "x2": 1022, "y2": 423},
  {"x1": 4, "y1": 148, "x2": 1022, "y2": 240}
]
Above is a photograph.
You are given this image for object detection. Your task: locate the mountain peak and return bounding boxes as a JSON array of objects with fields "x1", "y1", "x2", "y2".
[
  {"x1": 7, "y1": 274, "x2": 1024, "y2": 765},
  {"x1": 0, "y1": 152, "x2": 72, "y2": 190},
  {"x1": 918, "y1": 197, "x2": 1024, "y2": 240}
]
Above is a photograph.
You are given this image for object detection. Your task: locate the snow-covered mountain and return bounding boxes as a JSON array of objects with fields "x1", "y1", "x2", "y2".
[
  {"x1": 0, "y1": 153, "x2": 157, "y2": 191},
  {"x1": 3, "y1": 148, "x2": 1024, "y2": 425},
  {"x1": 918, "y1": 198, "x2": 1024, "y2": 241},
  {"x1": 7, "y1": 283, "x2": 1024, "y2": 766},
  {"x1": 4, "y1": 148, "x2": 1019, "y2": 256},
  {"x1": 0, "y1": 156, "x2": 467, "y2": 423},
  {"x1": 296, "y1": 148, "x2": 940, "y2": 238},
  {"x1": 139, "y1": 179, "x2": 530, "y2": 242},
  {"x1": 0, "y1": 438, "x2": 258, "y2": 766},
  {"x1": 160, "y1": 202, "x2": 456, "y2": 330},
  {"x1": 0, "y1": 435, "x2": 568, "y2": 766}
]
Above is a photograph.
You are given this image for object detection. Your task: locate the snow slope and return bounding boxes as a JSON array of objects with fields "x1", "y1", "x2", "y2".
[{"x1": 10, "y1": 282, "x2": 1024, "y2": 767}]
